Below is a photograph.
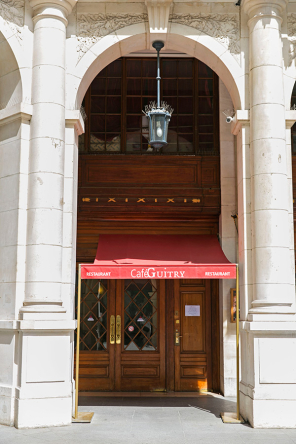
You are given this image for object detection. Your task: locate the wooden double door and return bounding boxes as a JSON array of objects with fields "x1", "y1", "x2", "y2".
[{"x1": 77, "y1": 278, "x2": 219, "y2": 392}]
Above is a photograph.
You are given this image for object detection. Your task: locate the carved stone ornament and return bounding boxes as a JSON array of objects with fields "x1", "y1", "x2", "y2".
[
  {"x1": 77, "y1": 13, "x2": 148, "y2": 62},
  {"x1": 288, "y1": 14, "x2": 296, "y2": 65},
  {"x1": 0, "y1": 0, "x2": 24, "y2": 42},
  {"x1": 170, "y1": 13, "x2": 240, "y2": 64}
]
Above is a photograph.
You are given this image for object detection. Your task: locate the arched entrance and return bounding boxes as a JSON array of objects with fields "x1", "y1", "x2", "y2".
[{"x1": 74, "y1": 52, "x2": 233, "y2": 393}]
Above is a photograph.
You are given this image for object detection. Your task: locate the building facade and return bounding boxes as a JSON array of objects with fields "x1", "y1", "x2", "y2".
[{"x1": 1, "y1": 0, "x2": 296, "y2": 429}]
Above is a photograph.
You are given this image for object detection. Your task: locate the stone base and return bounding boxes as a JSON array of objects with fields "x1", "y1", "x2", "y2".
[
  {"x1": 15, "y1": 396, "x2": 72, "y2": 428},
  {"x1": 240, "y1": 321, "x2": 296, "y2": 428},
  {"x1": 0, "y1": 387, "x2": 15, "y2": 426},
  {"x1": 241, "y1": 392, "x2": 296, "y2": 428}
]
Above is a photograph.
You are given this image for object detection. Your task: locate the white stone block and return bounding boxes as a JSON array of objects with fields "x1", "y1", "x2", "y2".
[
  {"x1": 30, "y1": 103, "x2": 65, "y2": 140},
  {"x1": 26, "y1": 208, "x2": 63, "y2": 246},
  {"x1": 32, "y1": 65, "x2": 65, "y2": 106},
  {"x1": 33, "y1": 26, "x2": 66, "y2": 69},
  {"x1": 27, "y1": 172, "x2": 64, "y2": 210},
  {"x1": 25, "y1": 334, "x2": 69, "y2": 383},
  {"x1": 252, "y1": 173, "x2": 288, "y2": 211},
  {"x1": 252, "y1": 209, "x2": 289, "y2": 248},
  {"x1": 259, "y1": 338, "x2": 296, "y2": 384},
  {"x1": 25, "y1": 241, "x2": 62, "y2": 278}
]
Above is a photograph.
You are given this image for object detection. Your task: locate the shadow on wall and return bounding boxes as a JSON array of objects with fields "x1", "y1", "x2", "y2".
[{"x1": 0, "y1": 31, "x2": 22, "y2": 111}]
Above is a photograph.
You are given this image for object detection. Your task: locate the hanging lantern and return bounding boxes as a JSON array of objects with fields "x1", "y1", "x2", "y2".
[{"x1": 142, "y1": 41, "x2": 173, "y2": 150}]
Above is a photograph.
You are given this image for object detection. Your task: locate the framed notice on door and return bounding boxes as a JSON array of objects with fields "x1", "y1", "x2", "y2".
[{"x1": 230, "y1": 288, "x2": 240, "y2": 323}]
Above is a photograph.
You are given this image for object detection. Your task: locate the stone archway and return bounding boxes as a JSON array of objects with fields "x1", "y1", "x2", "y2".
[{"x1": 66, "y1": 26, "x2": 245, "y2": 112}]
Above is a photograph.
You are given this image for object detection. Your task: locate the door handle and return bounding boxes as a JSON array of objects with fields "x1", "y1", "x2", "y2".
[
  {"x1": 116, "y1": 315, "x2": 121, "y2": 344},
  {"x1": 110, "y1": 315, "x2": 115, "y2": 344},
  {"x1": 175, "y1": 331, "x2": 182, "y2": 345}
]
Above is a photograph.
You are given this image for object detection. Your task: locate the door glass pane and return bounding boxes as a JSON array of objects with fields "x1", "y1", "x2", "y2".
[
  {"x1": 75, "y1": 279, "x2": 108, "y2": 351},
  {"x1": 124, "y1": 279, "x2": 158, "y2": 351}
]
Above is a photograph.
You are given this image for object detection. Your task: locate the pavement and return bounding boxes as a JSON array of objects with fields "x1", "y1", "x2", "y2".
[{"x1": 1, "y1": 394, "x2": 296, "y2": 444}]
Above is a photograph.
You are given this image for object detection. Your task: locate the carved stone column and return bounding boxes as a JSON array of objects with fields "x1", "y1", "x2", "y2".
[
  {"x1": 243, "y1": 0, "x2": 294, "y2": 315},
  {"x1": 21, "y1": 0, "x2": 76, "y2": 317}
]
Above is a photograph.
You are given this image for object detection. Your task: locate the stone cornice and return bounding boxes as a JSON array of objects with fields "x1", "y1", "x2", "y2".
[
  {"x1": 285, "y1": 110, "x2": 296, "y2": 129},
  {"x1": 242, "y1": 0, "x2": 288, "y2": 19},
  {"x1": 231, "y1": 110, "x2": 296, "y2": 134},
  {"x1": 231, "y1": 110, "x2": 250, "y2": 135},
  {"x1": 0, "y1": 103, "x2": 32, "y2": 126},
  {"x1": 29, "y1": 0, "x2": 77, "y2": 14},
  {"x1": 29, "y1": 0, "x2": 77, "y2": 24},
  {"x1": 65, "y1": 109, "x2": 85, "y2": 135}
]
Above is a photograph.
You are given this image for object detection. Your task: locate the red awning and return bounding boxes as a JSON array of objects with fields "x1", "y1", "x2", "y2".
[{"x1": 80, "y1": 235, "x2": 236, "y2": 279}]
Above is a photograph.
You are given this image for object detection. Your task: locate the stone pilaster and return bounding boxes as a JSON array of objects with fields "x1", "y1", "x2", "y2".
[
  {"x1": 13, "y1": 0, "x2": 78, "y2": 428},
  {"x1": 239, "y1": 0, "x2": 296, "y2": 427},
  {"x1": 21, "y1": 0, "x2": 76, "y2": 317},
  {"x1": 244, "y1": 0, "x2": 294, "y2": 315}
]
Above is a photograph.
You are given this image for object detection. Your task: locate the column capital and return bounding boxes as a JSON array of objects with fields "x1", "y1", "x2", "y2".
[
  {"x1": 29, "y1": 0, "x2": 77, "y2": 25},
  {"x1": 242, "y1": 0, "x2": 287, "y2": 21}
]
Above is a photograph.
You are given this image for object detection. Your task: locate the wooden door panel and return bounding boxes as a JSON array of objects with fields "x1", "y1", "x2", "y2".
[
  {"x1": 181, "y1": 292, "x2": 205, "y2": 352},
  {"x1": 174, "y1": 280, "x2": 212, "y2": 391},
  {"x1": 116, "y1": 279, "x2": 166, "y2": 391},
  {"x1": 76, "y1": 279, "x2": 116, "y2": 392}
]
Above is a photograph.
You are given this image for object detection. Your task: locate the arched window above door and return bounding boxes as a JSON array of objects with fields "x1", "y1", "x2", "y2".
[{"x1": 79, "y1": 57, "x2": 220, "y2": 156}]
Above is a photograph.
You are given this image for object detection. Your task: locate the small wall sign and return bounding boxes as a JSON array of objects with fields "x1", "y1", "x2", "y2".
[
  {"x1": 128, "y1": 325, "x2": 134, "y2": 332},
  {"x1": 230, "y1": 288, "x2": 240, "y2": 323},
  {"x1": 185, "y1": 305, "x2": 200, "y2": 316}
]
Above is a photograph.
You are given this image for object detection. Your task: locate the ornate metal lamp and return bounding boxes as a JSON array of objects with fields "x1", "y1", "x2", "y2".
[{"x1": 143, "y1": 41, "x2": 173, "y2": 150}]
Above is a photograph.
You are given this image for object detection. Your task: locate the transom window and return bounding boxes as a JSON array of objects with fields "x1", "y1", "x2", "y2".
[{"x1": 79, "y1": 57, "x2": 219, "y2": 155}]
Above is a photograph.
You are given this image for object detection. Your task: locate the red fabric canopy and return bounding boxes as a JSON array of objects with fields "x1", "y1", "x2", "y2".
[{"x1": 80, "y1": 235, "x2": 236, "y2": 279}]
